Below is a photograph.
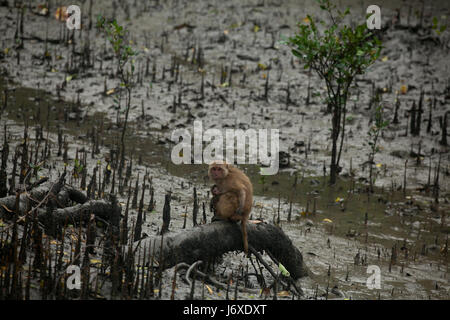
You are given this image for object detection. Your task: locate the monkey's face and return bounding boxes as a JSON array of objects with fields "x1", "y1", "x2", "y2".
[
  {"x1": 211, "y1": 185, "x2": 220, "y2": 195},
  {"x1": 208, "y1": 163, "x2": 229, "y2": 180}
]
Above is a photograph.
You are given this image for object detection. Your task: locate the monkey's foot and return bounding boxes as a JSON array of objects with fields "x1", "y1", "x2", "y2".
[{"x1": 212, "y1": 216, "x2": 227, "y2": 222}]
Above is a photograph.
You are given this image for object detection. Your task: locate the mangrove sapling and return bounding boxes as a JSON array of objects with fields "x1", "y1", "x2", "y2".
[
  {"x1": 365, "y1": 105, "x2": 389, "y2": 193},
  {"x1": 286, "y1": 0, "x2": 382, "y2": 184},
  {"x1": 96, "y1": 17, "x2": 138, "y2": 181}
]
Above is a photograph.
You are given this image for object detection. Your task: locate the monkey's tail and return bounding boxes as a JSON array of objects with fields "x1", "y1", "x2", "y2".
[{"x1": 241, "y1": 219, "x2": 248, "y2": 255}]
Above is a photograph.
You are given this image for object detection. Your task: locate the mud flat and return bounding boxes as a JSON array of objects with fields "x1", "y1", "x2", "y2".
[{"x1": 0, "y1": 0, "x2": 449, "y2": 299}]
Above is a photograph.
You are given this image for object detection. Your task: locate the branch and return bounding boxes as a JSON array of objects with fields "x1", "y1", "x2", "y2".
[{"x1": 134, "y1": 221, "x2": 309, "y2": 280}]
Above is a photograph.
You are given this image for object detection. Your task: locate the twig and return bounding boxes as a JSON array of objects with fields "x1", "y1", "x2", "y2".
[{"x1": 253, "y1": 245, "x2": 304, "y2": 296}]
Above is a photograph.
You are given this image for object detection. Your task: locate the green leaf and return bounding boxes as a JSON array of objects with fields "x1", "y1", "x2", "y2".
[
  {"x1": 279, "y1": 263, "x2": 290, "y2": 277},
  {"x1": 432, "y1": 17, "x2": 438, "y2": 26}
]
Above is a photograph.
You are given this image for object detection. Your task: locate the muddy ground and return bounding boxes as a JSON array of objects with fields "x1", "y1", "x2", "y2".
[{"x1": 0, "y1": 0, "x2": 449, "y2": 299}]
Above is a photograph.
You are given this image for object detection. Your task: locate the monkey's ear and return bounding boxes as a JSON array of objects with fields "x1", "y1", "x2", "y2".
[{"x1": 222, "y1": 164, "x2": 230, "y2": 177}]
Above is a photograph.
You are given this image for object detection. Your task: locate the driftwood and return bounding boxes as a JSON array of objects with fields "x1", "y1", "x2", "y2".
[
  {"x1": 0, "y1": 174, "x2": 120, "y2": 230},
  {"x1": 0, "y1": 173, "x2": 67, "y2": 216},
  {"x1": 36, "y1": 198, "x2": 121, "y2": 226},
  {"x1": 135, "y1": 220, "x2": 309, "y2": 280}
]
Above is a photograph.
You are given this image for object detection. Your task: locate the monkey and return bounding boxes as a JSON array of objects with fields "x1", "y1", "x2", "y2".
[
  {"x1": 210, "y1": 184, "x2": 239, "y2": 219},
  {"x1": 208, "y1": 161, "x2": 253, "y2": 254},
  {"x1": 209, "y1": 184, "x2": 221, "y2": 215}
]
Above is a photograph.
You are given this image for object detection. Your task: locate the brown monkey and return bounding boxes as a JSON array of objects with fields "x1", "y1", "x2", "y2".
[
  {"x1": 209, "y1": 184, "x2": 220, "y2": 214},
  {"x1": 210, "y1": 184, "x2": 239, "y2": 219},
  {"x1": 208, "y1": 161, "x2": 253, "y2": 254}
]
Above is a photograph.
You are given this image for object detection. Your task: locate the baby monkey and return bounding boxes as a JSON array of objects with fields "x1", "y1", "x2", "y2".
[
  {"x1": 210, "y1": 184, "x2": 239, "y2": 218},
  {"x1": 208, "y1": 161, "x2": 253, "y2": 254}
]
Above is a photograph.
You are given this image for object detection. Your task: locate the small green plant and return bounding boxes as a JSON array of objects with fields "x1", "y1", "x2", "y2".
[
  {"x1": 366, "y1": 105, "x2": 389, "y2": 192},
  {"x1": 97, "y1": 16, "x2": 138, "y2": 177},
  {"x1": 73, "y1": 158, "x2": 84, "y2": 179},
  {"x1": 29, "y1": 162, "x2": 42, "y2": 180},
  {"x1": 258, "y1": 168, "x2": 267, "y2": 193},
  {"x1": 431, "y1": 16, "x2": 447, "y2": 36},
  {"x1": 287, "y1": 0, "x2": 382, "y2": 184}
]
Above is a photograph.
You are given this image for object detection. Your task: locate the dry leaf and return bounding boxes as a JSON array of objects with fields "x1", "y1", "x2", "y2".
[
  {"x1": 258, "y1": 63, "x2": 267, "y2": 70},
  {"x1": 254, "y1": 203, "x2": 265, "y2": 209},
  {"x1": 205, "y1": 284, "x2": 213, "y2": 295},
  {"x1": 55, "y1": 6, "x2": 68, "y2": 21},
  {"x1": 400, "y1": 85, "x2": 407, "y2": 94},
  {"x1": 278, "y1": 290, "x2": 290, "y2": 297},
  {"x1": 37, "y1": 5, "x2": 49, "y2": 16}
]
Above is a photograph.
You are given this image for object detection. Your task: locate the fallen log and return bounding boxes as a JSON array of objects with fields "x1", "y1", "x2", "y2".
[
  {"x1": 0, "y1": 173, "x2": 66, "y2": 217},
  {"x1": 135, "y1": 220, "x2": 309, "y2": 280},
  {"x1": 0, "y1": 174, "x2": 88, "y2": 217},
  {"x1": 0, "y1": 172, "x2": 120, "y2": 232},
  {"x1": 36, "y1": 198, "x2": 121, "y2": 226},
  {"x1": 56, "y1": 186, "x2": 89, "y2": 206}
]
